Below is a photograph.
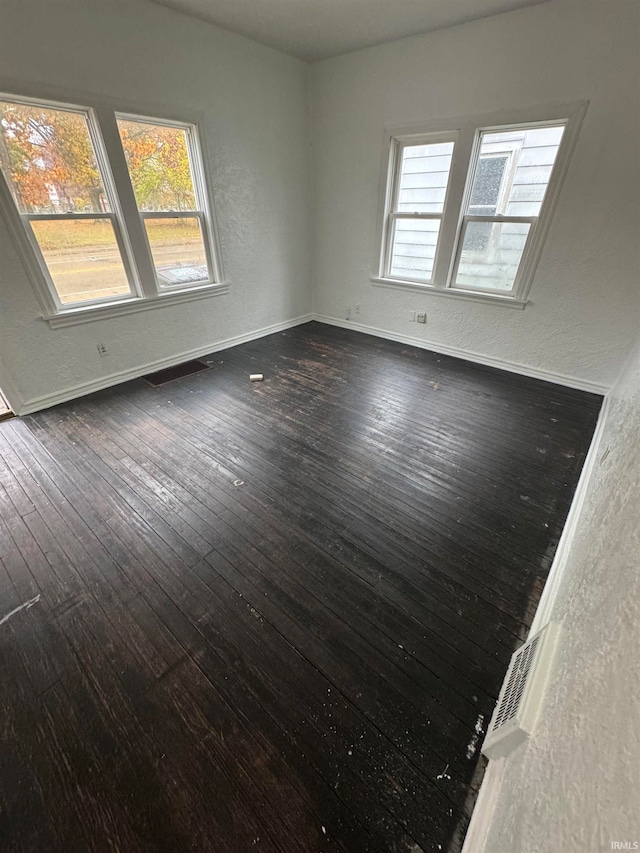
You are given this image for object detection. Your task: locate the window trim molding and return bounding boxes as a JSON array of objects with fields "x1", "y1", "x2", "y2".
[
  {"x1": 374, "y1": 100, "x2": 589, "y2": 307},
  {"x1": 43, "y1": 281, "x2": 230, "y2": 329},
  {"x1": 0, "y1": 76, "x2": 227, "y2": 324},
  {"x1": 370, "y1": 275, "x2": 528, "y2": 308}
]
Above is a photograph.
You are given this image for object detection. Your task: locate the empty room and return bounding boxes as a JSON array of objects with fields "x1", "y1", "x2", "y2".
[{"x1": 0, "y1": 1, "x2": 638, "y2": 851}]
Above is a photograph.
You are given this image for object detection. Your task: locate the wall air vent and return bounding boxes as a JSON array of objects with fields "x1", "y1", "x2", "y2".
[{"x1": 482, "y1": 621, "x2": 562, "y2": 760}]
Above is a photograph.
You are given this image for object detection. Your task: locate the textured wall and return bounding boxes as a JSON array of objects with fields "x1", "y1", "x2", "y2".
[
  {"x1": 0, "y1": 0, "x2": 312, "y2": 409},
  {"x1": 311, "y1": 0, "x2": 640, "y2": 389},
  {"x1": 478, "y1": 338, "x2": 640, "y2": 853}
]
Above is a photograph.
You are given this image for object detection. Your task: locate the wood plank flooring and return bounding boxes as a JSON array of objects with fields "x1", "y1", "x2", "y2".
[{"x1": 0, "y1": 322, "x2": 602, "y2": 852}]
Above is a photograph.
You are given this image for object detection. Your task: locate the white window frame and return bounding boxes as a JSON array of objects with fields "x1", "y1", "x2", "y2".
[
  {"x1": 373, "y1": 101, "x2": 588, "y2": 309},
  {"x1": 380, "y1": 130, "x2": 457, "y2": 286},
  {"x1": 115, "y1": 112, "x2": 223, "y2": 293},
  {"x1": 0, "y1": 93, "x2": 142, "y2": 316},
  {"x1": 0, "y1": 81, "x2": 226, "y2": 328}
]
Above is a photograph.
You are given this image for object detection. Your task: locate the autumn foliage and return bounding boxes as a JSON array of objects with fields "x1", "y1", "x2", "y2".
[
  {"x1": 0, "y1": 103, "x2": 105, "y2": 213},
  {"x1": 118, "y1": 119, "x2": 196, "y2": 211},
  {"x1": 0, "y1": 102, "x2": 195, "y2": 215}
]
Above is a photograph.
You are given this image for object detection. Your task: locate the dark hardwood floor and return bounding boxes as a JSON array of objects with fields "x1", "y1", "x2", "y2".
[{"x1": 0, "y1": 322, "x2": 601, "y2": 852}]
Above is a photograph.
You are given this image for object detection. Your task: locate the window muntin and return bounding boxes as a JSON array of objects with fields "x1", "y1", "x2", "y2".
[
  {"x1": 451, "y1": 123, "x2": 565, "y2": 294},
  {"x1": 386, "y1": 138, "x2": 455, "y2": 284},
  {"x1": 116, "y1": 116, "x2": 212, "y2": 290},
  {"x1": 0, "y1": 98, "x2": 135, "y2": 306}
]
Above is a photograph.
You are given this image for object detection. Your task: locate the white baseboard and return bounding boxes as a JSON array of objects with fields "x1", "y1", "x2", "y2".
[
  {"x1": 13, "y1": 311, "x2": 608, "y2": 417},
  {"x1": 460, "y1": 758, "x2": 507, "y2": 853},
  {"x1": 17, "y1": 313, "x2": 314, "y2": 416},
  {"x1": 313, "y1": 314, "x2": 609, "y2": 395}
]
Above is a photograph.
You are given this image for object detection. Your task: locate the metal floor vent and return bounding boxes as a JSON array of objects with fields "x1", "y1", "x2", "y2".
[{"x1": 482, "y1": 621, "x2": 562, "y2": 760}]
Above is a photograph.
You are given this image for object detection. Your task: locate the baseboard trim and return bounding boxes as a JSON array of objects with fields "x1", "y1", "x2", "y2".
[
  {"x1": 313, "y1": 314, "x2": 609, "y2": 395},
  {"x1": 460, "y1": 758, "x2": 507, "y2": 853},
  {"x1": 15, "y1": 312, "x2": 609, "y2": 416},
  {"x1": 17, "y1": 314, "x2": 314, "y2": 416}
]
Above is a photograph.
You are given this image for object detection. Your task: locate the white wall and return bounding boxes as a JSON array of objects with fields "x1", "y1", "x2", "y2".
[
  {"x1": 0, "y1": 0, "x2": 312, "y2": 411},
  {"x1": 311, "y1": 0, "x2": 640, "y2": 390},
  {"x1": 475, "y1": 334, "x2": 640, "y2": 853}
]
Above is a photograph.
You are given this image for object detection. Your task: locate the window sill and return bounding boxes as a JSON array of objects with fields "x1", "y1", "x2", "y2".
[
  {"x1": 43, "y1": 282, "x2": 229, "y2": 328},
  {"x1": 371, "y1": 277, "x2": 528, "y2": 309}
]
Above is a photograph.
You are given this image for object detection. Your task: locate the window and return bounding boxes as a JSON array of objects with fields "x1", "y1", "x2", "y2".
[
  {"x1": 376, "y1": 104, "x2": 585, "y2": 305},
  {"x1": 385, "y1": 136, "x2": 455, "y2": 284},
  {"x1": 0, "y1": 99, "x2": 135, "y2": 307},
  {"x1": 116, "y1": 116, "x2": 214, "y2": 290},
  {"x1": 0, "y1": 93, "x2": 224, "y2": 323},
  {"x1": 451, "y1": 125, "x2": 564, "y2": 293}
]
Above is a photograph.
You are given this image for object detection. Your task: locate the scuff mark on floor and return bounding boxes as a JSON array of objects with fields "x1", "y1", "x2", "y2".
[{"x1": 0, "y1": 594, "x2": 41, "y2": 627}]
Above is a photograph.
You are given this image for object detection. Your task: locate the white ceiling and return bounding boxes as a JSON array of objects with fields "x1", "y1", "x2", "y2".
[{"x1": 149, "y1": 0, "x2": 553, "y2": 62}]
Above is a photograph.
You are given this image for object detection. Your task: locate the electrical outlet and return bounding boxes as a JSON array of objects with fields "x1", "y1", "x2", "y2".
[
  {"x1": 345, "y1": 304, "x2": 351, "y2": 319},
  {"x1": 417, "y1": 312, "x2": 427, "y2": 324},
  {"x1": 354, "y1": 303, "x2": 361, "y2": 315},
  {"x1": 96, "y1": 343, "x2": 109, "y2": 357}
]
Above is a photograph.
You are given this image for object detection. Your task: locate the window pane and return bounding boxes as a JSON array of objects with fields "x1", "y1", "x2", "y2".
[
  {"x1": 397, "y1": 141, "x2": 454, "y2": 214},
  {"x1": 144, "y1": 216, "x2": 209, "y2": 287},
  {"x1": 390, "y1": 218, "x2": 441, "y2": 281},
  {"x1": 455, "y1": 220, "x2": 531, "y2": 292},
  {"x1": 117, "y1": 119, "x2": 197, "y2": 212},
  {"x1": 470, "y1": 125, "x2": 565, "y2": 218},
  {"x1": 468, "y1": 156, "x2": 508, "y2": 216},
  {"x1": 30, "y1": 218, "x2": 131, "y2": 304},
  {"x1": 0, "y1": 100, "x2": 111, "y2": 214}
]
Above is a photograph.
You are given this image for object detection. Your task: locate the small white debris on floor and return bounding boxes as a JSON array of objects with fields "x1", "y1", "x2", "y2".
[
  {"x1": 250, "y1": 373, "x2": 264, "y2": 382},
  {"x1": 233, "y1": 479, "x2": 244, "y2": 487},
  {"x1": 248, "y1": 606, "x2": 264, "y2": 623},
  {"x1": 436, "y1": 764, "x2": 451, "y2": 780}
]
